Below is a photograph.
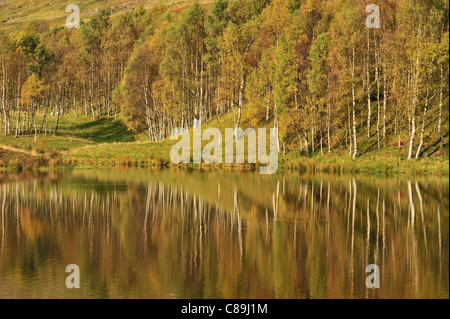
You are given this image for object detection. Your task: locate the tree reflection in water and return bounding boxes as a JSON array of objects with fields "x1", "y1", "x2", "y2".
[{"x1": 0, "y1": 169, "x2": 447, "y2": 298}]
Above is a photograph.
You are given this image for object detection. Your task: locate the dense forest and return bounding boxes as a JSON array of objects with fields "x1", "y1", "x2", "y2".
[{"x1": 0, "y1": 0, "x2": 448, "y2": 160}]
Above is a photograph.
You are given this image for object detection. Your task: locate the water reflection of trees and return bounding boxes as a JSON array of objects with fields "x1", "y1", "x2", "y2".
[{"x1": 0, "y1": 172, "x2": 447, "y2": 298}]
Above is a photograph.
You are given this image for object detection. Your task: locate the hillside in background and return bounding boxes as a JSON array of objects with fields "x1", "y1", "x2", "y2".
[{"x1": 0, "y1": 0, "x2": 212, "y2": 31}]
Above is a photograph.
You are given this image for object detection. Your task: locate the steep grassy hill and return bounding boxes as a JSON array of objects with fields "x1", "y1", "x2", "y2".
[{"x1": 0, "y1": 0, "x2": 212, "y2": 31}]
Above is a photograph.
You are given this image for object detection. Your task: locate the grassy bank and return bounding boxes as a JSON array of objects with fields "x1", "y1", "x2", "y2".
[
  {"x1": 284, "y1": 151, "x2": 449, "y2": 175},
  {"x1": 0, "y1": 111, "x2": 448, "y2": 175}
]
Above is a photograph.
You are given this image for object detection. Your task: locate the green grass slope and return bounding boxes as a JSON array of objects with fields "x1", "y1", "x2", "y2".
[{"x1": 0, "y1": 107, "x2": 448, "y2": 175}]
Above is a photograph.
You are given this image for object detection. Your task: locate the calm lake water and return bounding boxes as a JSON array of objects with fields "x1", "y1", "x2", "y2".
[{"x1": 0, "y1": 169, "x2": 448, "y2": 299}]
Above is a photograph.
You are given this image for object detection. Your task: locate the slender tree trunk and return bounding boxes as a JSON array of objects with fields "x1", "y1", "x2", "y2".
[
  {"x1": 39, "y1": 114, "x2": 47, "y2": 134},
  {"x1": 407, "y1": 104, "x2": 417, "y2": 160},
  {"x1": 348, "y1": 102, "x2": 352, "y2": 156},
  {"x1": 415, "y1": 85, "x2": 428, "y2": 159},
  {"x1": 235, "y1": 71, "x2": 244, "y2": 138},
  {"x1": 407, "y1": 69, "x2": 411, "y2": 137},
  {"x1": 107, "y1": 71, "x2": 110, "y2": 117},
  {"x1": 408, "y1": 24, "x2": 422, "y2": 160},
  {"x1": 90, "y1": 70, "x2": 95, "y2": 119},
  {"x1": 54, "y1": 110, "x2": 60, "y2": 135},
  {"x1": 275, "y1": 109, "x2": 279, "y2": 151},
  {"x1": 216, "y1": 78, "x2": 222, "y2": 144},
  {"x1": 383, "y1": 73, "x2": 387, "y2": 139},
  {"x1": 394, "y1": 74, "x2": 398, "y2": 135},
  {"x1": 304, "y1": 131, "x2": 309, "y2": 155},
  {"x1": 15, "y1": 110, "x2": 20, "y2": 138},
  {"x1": 352, "y1": 49, "x2": 358, "y2": 160},
  {"x1": 73, "y1": 95, "x2": 77, "y2": 117},
  {"x1": 320, "y1": 129, "x2": 324, "y2": 157},
  {"x1": 366, "y1": 31, "x2": 371, "y2": 137},
  {"x1": 438, "y1": 66, "x2": 443, "y2": 141},
  {"x1": 1, "y1": 59, "x2": 7, "y2": 136},
  {"x1": 327, "y1": 101, "x2": 331, "y2": 152},
  {"x1": 408, "y1": 58, "x2": 421, "y2": 159},
  {"x1": 143, "y1": 71, "x2": 152, "y2": 141},
  {"x1": 22, "y1": 109, "x2": 26, "y2": 134},
  {"x1": 375, "y1": 43, "x2": 380, "y2": 149},
  {"x1": 15, "y1": 59, "x2": 21, "y2": 138},
  {"x1": 26, "y1": 110, "x2": 30, "y2": 132},
  {"x1": 33, "y1": 110, "x2": 37, "y2": 143},
  {"x1": 199, "y1": 58, "x2": 204, "y2": 123}
]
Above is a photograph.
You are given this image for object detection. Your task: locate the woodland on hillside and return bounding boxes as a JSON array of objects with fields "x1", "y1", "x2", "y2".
[{"x1": 0, "y1": 0, "x2": 448, "y2": 160}]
